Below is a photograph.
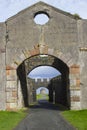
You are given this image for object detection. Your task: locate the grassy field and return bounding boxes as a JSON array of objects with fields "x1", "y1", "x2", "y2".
[
  {"x1": 37, "y1": 94, "x2": 49, "y2": 100},
  {"x1": 0, "y1": 110, "x2": 26, "y2": 130},
  {"x1": 62, "y1": 109, "x2": 87, "y2": 130}
]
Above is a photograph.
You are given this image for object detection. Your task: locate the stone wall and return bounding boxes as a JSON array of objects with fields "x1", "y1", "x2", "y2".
[
  {"x1": 6, "y1": 2, "x2": 79, "y2": 66},
  {"x1": 0, "y1": 23, "x2": 6, "y2": 110},
  {"x1": 77, "y1": 20, "x2": 87, "y2": 109},
  {"x1": 0, "y1": 2, "x2": 87, "y2": 110}
]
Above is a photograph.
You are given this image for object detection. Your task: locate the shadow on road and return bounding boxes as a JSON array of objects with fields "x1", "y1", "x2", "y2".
[
  {"x1": 14, "y1": 100, "x2": 75, "y2": 130},
  {"x1": 29, "y1": 100, "x2": 68, "y2": 111}
]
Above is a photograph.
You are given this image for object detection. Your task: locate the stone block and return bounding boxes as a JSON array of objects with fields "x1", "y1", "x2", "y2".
[
  {"x1": 6, "y1": 91, "x2": 17, "y2": 103},
  {"x1": 70, "y1": 73, "x2": 80, "y2": 79},
  {"x1": 10, "y1": 103, "x2": 17, "y2": 109},
  {"x1": 71, "y1": 90, "x2": 80, "y2": 96},
  {"x1": 76, "y1": 78, "x2": 80, "y2": 86},
  {"x1": 70, "y1": 79, "x2": 76, "y2": 86},
  {"x1": 0, "y1": 91, "x2": 6, "y2": 110},
  {"x1": 39, "y1": 44, "x2": 48, "y2": 54},
  {"x1": 70, "y1": 65, "x2": 80, "y2": 74},
  {"x1": 22, "y1": 50, "x2": 31, "y2": 58},
  {"x1": 6, "y1": 103, "x2": 10, "y2": 110},
  {"x1": 71, "y1": 96, "x2": 80, "y2": 102},
  {"x1": 71, "y1": 102, "x2": 81, "y2": 110},
  {"x1": 48, "y1": 48, "x2": 54, "y2": 55},
  {"x1": 6, "y1": 66, "x2": 15, "y2": 70},
  {"x1": 6, "y1": 70, "x2": 17, "y2": 81},
  {"x1": 30, "y1": 48, "x2": 39, "y2": 56},
  {"x1": 6, "y1": 103, "x2": 17, "y2": 110},
  {"x1": 12, "y1": 91, "x2": 17, "y2": 97},
  {"x1": 70, "y1": 90, "x2": 81, "y2": 103},
  {"x1": 20, "y1": 53, "x2": 26, "y2": 61},
  {"x1": 6, "y1": 81, "x2": 17, "y2": 89}
]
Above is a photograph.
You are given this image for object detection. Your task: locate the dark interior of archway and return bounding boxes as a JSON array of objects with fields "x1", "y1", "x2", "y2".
[{"x1": 17, "y1": 55, "x2": 70, "y2": 109}]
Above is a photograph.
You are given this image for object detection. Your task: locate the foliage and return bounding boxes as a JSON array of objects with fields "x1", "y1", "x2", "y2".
[
  {"x1": 0, "y1": 110, "x2": 26, "y2": 130},
  {"x1": 73, "y1": 13, "x2": 81, "y2": 20},
  {"x1": 62, "y1": 109, "x2": 87, "y2": 130}
]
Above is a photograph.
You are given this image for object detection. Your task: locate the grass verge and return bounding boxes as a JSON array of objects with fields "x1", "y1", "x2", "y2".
[
  {"x1": 62, "y1": 109, "x2": 87, "y2": 130},
  {"x1": 0, "y1": 110, "x2": 26, "y2": 130},
  {"x1": 37, "y1": 94, "x2": 49, "y2": 100}
]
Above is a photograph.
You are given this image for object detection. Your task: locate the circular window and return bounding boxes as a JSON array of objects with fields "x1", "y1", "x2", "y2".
[{"x1": 34, "y1": 12, "x2": 49, "y2": 25}]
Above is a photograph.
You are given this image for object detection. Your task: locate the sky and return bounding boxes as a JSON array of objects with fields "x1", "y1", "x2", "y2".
[
  {"x1": 28, "y1": 66, "x2": 59, "y2": 94},
  {"x1": 28, "y1": 66, "x2": 61, "y2": 79},
  {"x1": 0, "y1": 0, "x2": 87, "y2": 22}
]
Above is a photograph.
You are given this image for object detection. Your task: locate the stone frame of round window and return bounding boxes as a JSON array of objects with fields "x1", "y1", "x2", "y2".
[{"x1": 34, "y1": 11, "x2": 50, "y2": 25}]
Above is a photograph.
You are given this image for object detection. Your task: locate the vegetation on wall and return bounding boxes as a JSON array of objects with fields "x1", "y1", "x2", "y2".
[{"x1": 73, "y1": 13, "x2": 81, "y2": 20}]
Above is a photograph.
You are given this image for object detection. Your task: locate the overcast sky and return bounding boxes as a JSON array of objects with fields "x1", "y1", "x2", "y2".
[
  {"x1": 28, "y1": 66, "x2": 61, "y2": 79},
  {"x1": 0, "y1": 0, "x2": 87, "y2": 22}
]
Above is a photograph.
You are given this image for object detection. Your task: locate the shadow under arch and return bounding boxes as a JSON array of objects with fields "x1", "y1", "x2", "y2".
[
  {"x1": 17, "y1": 63, "x2": 29, "y2": 107},
  {"x1": 17, "y1": 54, "x2": 70, "y2": 109}
]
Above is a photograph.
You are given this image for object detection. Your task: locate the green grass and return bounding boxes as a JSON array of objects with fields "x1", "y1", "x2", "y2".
[
  {"x1": 62, "y1": 109, "x2": 87, "y2": 130},
  {"x1": 37, "y1": 94, "x2": 49, "y2": 100},
  {"x1": 0, "y1": 110, "x2": 26, "y2": 130}
]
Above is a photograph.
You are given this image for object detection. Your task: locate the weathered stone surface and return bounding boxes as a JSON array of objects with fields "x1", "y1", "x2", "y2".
[
  {"x1": 71, "y1": 90, "x2": 80, "y2": 96},
  {"x1": 6, "y1": 103, "x2": 17, "y2": 110},
  {"x1": 12, "y1": 91, "x2": 17, "y2": 97},
  {"x1": 71, "y1": 96, "x2": 80, "y2": 102},
  {"x1": 6, "y1": 91, "x2": 17, "y2": 103},
  {"x1": 76, "y1": 78, "x2": 80, "y2": 86},
  {"x1": 71, "y1": 102, "x2": 81, "y2": 110},
  {"x1": 0, "y1": 23, "x2": 6, "y2": 110},
  {"x1": 70, "y1": 89, "x2": 81, "y2": 106},
  {"x1": 0, "y1": 92, "x2": 6, "y2": 110},
  {"x1": 70, "y1": 65, "x2": 80, "y2": 74},
  {"x1": 6, "y1": 81, "x2": 17, "y2": 89},
  {"x1": 6, "y1": 70, "x2": 17, "y2": 81},
  {"x1": 48, "y1": 48, "x2": 54, "y2": 55},
  {"x1": 0, "y1": 2, "x2": 87, "y2": 110},
  {"x1": 0, "y1": 52, "x2": 6, "y2": 110},
  {"x1": 0, "y1": 23, "x2": 6, "y2": 49}
]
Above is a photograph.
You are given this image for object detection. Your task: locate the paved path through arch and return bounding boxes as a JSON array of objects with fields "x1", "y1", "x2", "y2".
[{"x1": 14, "y1": 101, "x2": 76, "y2": 130}]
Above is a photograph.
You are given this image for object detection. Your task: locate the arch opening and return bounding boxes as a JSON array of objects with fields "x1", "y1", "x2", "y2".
[
  {"x1": 28, "y1": 65, "x2": 61, "y2": 79},
  {"x1": 17, "y1": 54, "x2": 70, "y2": 109},
  {"x1": 36, "y1": 87, "x2": 49, "y2": 103},
  {"x1": 34, "y1": 12, "x2": 49, "y2": 25}
]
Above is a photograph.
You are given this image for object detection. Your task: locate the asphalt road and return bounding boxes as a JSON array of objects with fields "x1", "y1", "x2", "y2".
[{"x1": 14, "y1": 101, "x2": 75, "y2": 130}]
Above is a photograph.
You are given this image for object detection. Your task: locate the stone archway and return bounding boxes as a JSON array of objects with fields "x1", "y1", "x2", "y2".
[
  {"x1": 6, "y1": 44, "x2": 81, "y2": 110},
  {"x1": 23, "y1": 55, "x2": 69, "y2": 107}
]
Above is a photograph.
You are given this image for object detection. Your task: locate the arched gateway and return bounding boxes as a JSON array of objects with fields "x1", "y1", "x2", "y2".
[
  {"x1": 0, "y1": 2, "x2": 87, "y2": 110},
  {"x1": 6, "y1": 45, "x2": 80, "y2": 110}
]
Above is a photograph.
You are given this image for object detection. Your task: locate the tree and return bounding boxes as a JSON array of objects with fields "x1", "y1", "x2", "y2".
[{"x1": 73, "y1": 13, "x2": 81, "y2": 20}]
